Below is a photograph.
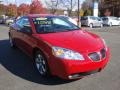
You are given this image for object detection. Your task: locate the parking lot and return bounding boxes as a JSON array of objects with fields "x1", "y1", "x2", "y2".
[{"x1": 0, "y1": 25, "x2": 120, "y2": 90}]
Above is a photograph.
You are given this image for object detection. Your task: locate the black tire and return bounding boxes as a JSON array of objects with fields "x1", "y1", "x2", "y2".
[
  {"x1": 9, "y1": 35, "x2": 16, "y2": 48},
  {"x1": 34, "y1": 51, "x2": 50, "y2": 77}
]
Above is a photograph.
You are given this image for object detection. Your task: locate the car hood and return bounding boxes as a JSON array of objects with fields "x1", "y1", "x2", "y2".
[{"x1": 34, "y1": 30, "x2": 104, "y2": 52}]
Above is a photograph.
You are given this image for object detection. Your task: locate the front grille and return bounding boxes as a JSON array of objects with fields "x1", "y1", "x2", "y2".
[
  {"x1": 89, "y1": 52, "x2": 100, "y2": 61},
  {"x1": 100, "y1": 48, "x2": 106, "y2": 59},
  {"x1": 89, "y1": 48, "x2": 106, "y2": 61}
]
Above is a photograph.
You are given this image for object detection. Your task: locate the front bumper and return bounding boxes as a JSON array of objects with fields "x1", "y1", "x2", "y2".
[{"x1": 48, "y1": 48, "x2": 110, "y2": 79}]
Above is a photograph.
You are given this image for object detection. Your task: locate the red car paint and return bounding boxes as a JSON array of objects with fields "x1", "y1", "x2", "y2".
[{"x1": 9, "y1": 14, "x2": 110, "y2": 79}]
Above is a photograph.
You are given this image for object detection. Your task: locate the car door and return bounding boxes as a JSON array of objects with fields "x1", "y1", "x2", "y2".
[
  {"x1": 91, "y1": 17, "x2": 98, "y2": 26},
  {"x1": 10, "y1": 18, "x2": 24, "y2": 48},
  {"x1": 115, "y1": 18, "x2": 120, "y2": 25},
  {"x1": 18, "y1": 17, "x2": 36, "y2": 56},
  {"x1": 112, "y1": 17, "x2": 118, "y2": 25}
]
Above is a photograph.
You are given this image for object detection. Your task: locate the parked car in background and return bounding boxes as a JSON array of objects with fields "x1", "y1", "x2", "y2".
[
  {"x1": 102, "y1": 16, "x2": 120, "y2": 26},
  {"x1": 59, "y1": 15, "x2": 78, "y2": 26},
  {"x1": 118, "y1": 17, "x2": 120, "y2": 20},
  {"x1": 5, "y1": 17, "x2": 15, "y2": 25},
  {"x1": 0, "y1": 18, "x2": 5, "y2": 24},
  {"x1": 81, "y1": 16, "x2": 103, "y2": 28},
  {"x1": 9, "y1": 14, "x2": 110, "y2": 80}
]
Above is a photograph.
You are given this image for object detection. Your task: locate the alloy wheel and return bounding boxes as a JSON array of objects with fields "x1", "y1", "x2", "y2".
[{"x1": 35, "y1": 53, "x2": 47, "y2": 76}]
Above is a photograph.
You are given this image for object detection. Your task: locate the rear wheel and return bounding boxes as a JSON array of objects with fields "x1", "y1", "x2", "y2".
[{"x1": 34, "y1": 51, "x2": 50, "y2": 77}]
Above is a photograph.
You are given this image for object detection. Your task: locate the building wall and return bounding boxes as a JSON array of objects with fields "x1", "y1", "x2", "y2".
[{"x1": 99, "y1": 0, "x2": 120, "y2": 16}]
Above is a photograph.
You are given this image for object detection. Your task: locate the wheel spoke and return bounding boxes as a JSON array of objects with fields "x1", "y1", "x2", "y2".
[
  {"x1": 42, "y1": 60, "x2": 45, "y2": 65},
  {"x1": 35, "y1": 53, "x2": 47, "y2": 75},
  {"x1": 36, "y1": 63, "x2": 40, "y2": 69},
  {"x1": 42, "y1": 65, "x2": 46, "y2": 72}
]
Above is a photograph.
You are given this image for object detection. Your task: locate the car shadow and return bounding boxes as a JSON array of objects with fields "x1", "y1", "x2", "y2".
[{"x1": 0, "y1": 39, "x2": 77, "y2": 85}]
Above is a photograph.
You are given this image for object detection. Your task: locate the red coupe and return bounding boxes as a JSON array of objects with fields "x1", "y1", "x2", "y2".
[{"x1": 9, "y1": 14, "x2": 110, "y2": 80}]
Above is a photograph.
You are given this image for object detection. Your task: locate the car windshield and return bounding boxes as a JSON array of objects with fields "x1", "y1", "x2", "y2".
[{"x1": 32, "y1": 16, "x2": 80, "y2": 33}]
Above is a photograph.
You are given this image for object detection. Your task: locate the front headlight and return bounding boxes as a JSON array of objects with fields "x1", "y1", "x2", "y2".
[{"x1": 52, "y1": 47, "x2": 85, "y2": 60}]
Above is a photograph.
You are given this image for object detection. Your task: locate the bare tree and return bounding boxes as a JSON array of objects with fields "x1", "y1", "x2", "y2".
[
  {"x1": 82, "y1": 0, "x2": 93, "y2": 16},
  {"x1": 82, "y1": 0, "x2": 93, "y2": 9},
  {"x1": 61, "y1": 0, "x2": 77, "y2": 16},
  {"x1": 45, "y1": 0, "x2": 60, "y2": 14}
]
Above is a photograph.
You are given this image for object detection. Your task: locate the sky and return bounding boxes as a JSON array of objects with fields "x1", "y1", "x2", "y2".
[
  {"x1": 1, "y1": 0, "x2": 85, "y2": 11},
  {"x1": 2, "y1": 0, "x2": 85, "y2": 6}
]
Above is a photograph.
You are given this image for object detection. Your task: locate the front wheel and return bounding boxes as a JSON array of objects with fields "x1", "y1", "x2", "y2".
[{"x1": 34, "y1": 51, "x2": 50, "y2": 77}]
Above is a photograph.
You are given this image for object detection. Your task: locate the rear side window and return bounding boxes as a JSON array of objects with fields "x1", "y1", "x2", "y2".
[
  {"x1": 96, "y1": 17, "x2": 101, "y2": 21},
  {"x1": 16, "y1": 19, "x2": 22, "y2": 27},
  {"x1": 90, "y1": 17, "x2": 96, "y2": 20},
  {"x1": 16, "y1": 17, "x2": 30, "y2": 29}
]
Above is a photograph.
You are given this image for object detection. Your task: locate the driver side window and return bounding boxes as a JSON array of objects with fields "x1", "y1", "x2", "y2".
[
  {"x1": 16, "y1": 17, "x2": 30, "y2": 30},
  {"x1": 21, "y1": 18, "x2": 30, "y2": 26}
]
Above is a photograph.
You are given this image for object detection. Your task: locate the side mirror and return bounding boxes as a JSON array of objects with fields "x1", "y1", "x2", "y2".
[{"x1": 21, "y1": 25, "x2": 32, "y2": 34}]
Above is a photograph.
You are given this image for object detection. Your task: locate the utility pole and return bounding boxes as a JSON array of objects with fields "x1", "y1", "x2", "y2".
[
  {"x1": 71, "y1": 0, "x2": 72, "y2": 9},
  {"x1": 15, "y1": 0, "x2": 17, "y2": 16},
  {"x1": 77, "y1": 0, "x2": 80, "y2": 26}
]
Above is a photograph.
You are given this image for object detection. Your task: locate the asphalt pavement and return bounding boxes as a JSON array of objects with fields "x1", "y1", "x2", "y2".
[{"x1": 0, "y1": 25, "x2": 120, "y2": 90}]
